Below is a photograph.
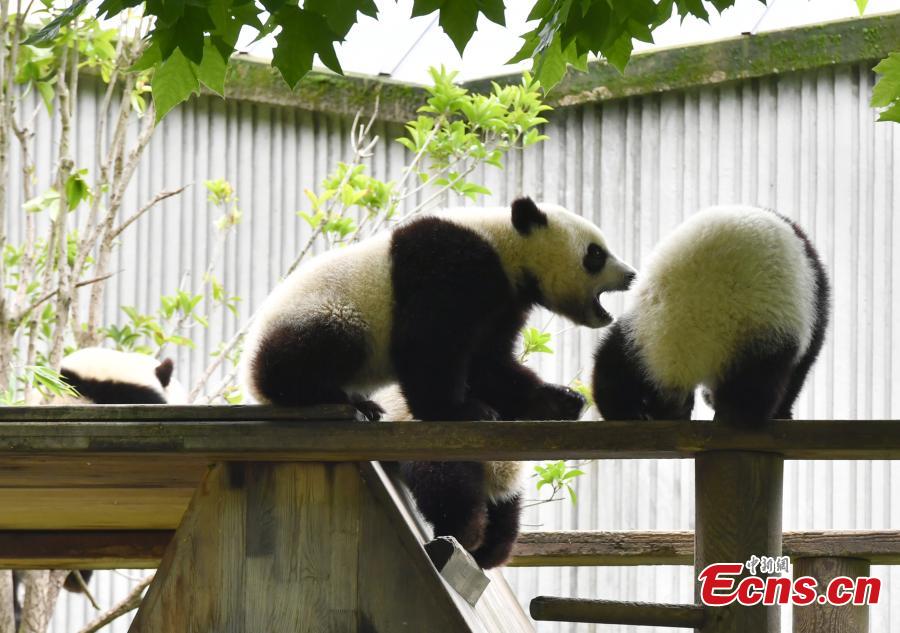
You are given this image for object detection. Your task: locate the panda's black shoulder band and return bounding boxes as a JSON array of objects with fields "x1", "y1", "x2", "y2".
[{"x1": 511, "y1": 197, "x2": 548, "y2": 235}]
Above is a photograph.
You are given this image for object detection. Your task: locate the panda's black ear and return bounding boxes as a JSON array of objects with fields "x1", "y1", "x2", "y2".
[
  {"x1": 156, "y1": 358, "x2": 174, "y2": 388},
  {"x1": 511, "y1": 197, "x2": 548, "y2": 235}
]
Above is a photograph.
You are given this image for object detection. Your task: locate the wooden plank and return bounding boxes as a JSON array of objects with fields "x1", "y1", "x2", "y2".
[
  {"x1": 3, "y1": 528, "x2": 896, "y2": 570},
  {"x1": 356, "y1": 463, "x2": 481, "y2": 633},
  {"x1": 0, "y1": 418, "x2": 897, "y2": 460},
  {"x1": 695, "y1": 451, "x2": 783, "y2": 633},
  {"x1": 0, "y1": 404, "x2": 362, "y2": 422},
  {"x1": 530, "y1": 597, "x2": 705, "y2": 627},
  {"x1": 793, "y1": 557, "x2": 871, "y2": 633},
  {"x1": 510, "y1": 530, "x2": 900, "y2": 567},
  {"x1": 361, "y1": 462, "x2": 535, "y2": 633},
  {"x1": 0, "y1": 531, "x2": 171, "y2": 568},
  {"x1": 511, "y1": 531, "x2": 695, "y2": 566},
  {"x1": 0, "y1": 488, "x2": 194, "y2": 529},
  {"x1": 0, "y1": 456, "x2": 207, "y2": 488}
]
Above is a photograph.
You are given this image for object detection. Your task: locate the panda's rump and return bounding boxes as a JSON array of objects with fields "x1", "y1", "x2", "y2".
[
  {"x1": 242, "y1": 235, "x2": 394, "y2": 403},
  {"x1": 630, "y1": 208, "x2": 816, "y2": 390}
]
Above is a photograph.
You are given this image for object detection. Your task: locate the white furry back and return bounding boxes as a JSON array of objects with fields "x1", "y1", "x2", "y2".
[
  {"x1": 373, "y1": 385, "x2": 524, "y2": 503},
  {"x1": 61, "y1": 348, "x2": 167, "y2": 395},
  {"x1": 629, "y1": 206, "x2": 817, "y2": 390}
]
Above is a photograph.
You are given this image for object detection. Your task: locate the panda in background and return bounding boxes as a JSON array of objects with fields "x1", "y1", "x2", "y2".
[
  {"x1": 592, "y1": 206, "x2": 830, "y2": 425},
  {"x1": 241, "y1": 197, "x2": 636, "y2": 422},
  {"x1": 14, "y1": 347, "x2": 187, "y2": 626},
  {"x1": 57, "y1": 347, "x2": 187, "y2": 405},
  {"x1": 375, "y1": 385, "x2": 526, "y2": 570}
]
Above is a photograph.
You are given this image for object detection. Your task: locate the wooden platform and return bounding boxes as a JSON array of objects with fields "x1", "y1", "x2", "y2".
[
  {"x1": 0, "y1": 405, "x2": 536, "y2": 633},
  {"x1": 0, "y1": 405, "x2": 898, "y2": 566}
]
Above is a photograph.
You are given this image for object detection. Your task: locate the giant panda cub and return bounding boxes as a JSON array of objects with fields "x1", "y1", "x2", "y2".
[
  {"x1": 242, "y1": 197, "x2": 636, "y2": 421},
  {"x1": 14, "y1": 347, "x2": 186, "y2": 626},
  {"x1": 592, "y1": 206, "x2": 830, "y2": 425},
  {"x1": 58, "y1": 347, "x2": 187, "y2": 404},
  {"x1": 376, "y1": 385, "x2": 526, "y2": 569}
]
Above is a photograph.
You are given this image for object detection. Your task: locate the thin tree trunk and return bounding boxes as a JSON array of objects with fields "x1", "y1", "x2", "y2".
[
  {"x1": 16, "y1": 571, "x2": 67, "y2": 633},
  {"x1": 0, "y1": 571, "x2": 14, "y2": 633}
]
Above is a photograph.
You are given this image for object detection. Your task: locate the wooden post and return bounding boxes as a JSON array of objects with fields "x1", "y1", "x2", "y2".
[
  {"x1": 793, "y1": 557, "x2": 870, "y2": 633},
  {"x1": 694, "y1": 451, "x2": 784, "y2": 633}
]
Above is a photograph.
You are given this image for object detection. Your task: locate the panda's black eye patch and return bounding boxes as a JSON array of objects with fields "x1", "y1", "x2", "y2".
[{"x1": 584, "y1": 243, "x2": 608, "y2": 274}]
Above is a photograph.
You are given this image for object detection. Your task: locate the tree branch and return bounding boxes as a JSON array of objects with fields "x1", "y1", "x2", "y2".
[
  {"x1": 75, "y1": 574, "x2": 153, "y2": 633},
  {"x1": 110, "y1": 184, "x2": 188, "y2": 240},
  {"x1": 15, "y1": 272, "x2": 117, "y2": 325}
]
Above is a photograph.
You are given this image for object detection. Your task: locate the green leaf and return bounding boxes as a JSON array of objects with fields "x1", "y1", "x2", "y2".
[
  {"x1": 272, "y1": 6, "x2": 343, "y2": 89},
  {"x1": 872, "y1": 53, "x2": 900, "y2": 107},
  {"x1": 878, "y1": 102, "x2": 900, "y2": 123},
  {"x1": 24, "y1": 0, "x2": 89, "y2": 45},
  {"x1": 131, "y1": 41, "x2": 162, "y2": 73},
  {"x1": 152, "y1": 48, "x2": 200, "y2": 121},
  {"x1": 65, "y1": 170, "x2": 90, "y2": 209},
  {"x1": 411, "y1": 0, "x2": 444, "y2": 18},
  {"x1": 306, "y1": 0, "x2": 378, "y2": 37},
  {"x1": 856, "y1": 0, "x2": 868, "y2": 14},
  {"x1": 197, "y1": 37, "x2": 228, "y2": 96},
  {"x1": 532, "y1": 34, "x2": 569, "y2": 90},
  {"x1": 476, "y1": 0, "x2": 506, "y2": 26},
  {"x1": 438, "y1": 0, "x2": 479, "y2": 55}
]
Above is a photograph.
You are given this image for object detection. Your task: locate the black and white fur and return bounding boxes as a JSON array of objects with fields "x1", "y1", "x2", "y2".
[
  {"x1": 242, "y1": 198, "x2": 635, "y2": 421},
  {"x1": 58, "y1": 347, "x2": 187, "y2": 405},
  {"x1": 14, "y1": 348, "x2": 186, "y2": 626},
  {"x1": 593, "y1": 206, "x2": 830, "y2": 425},
  {"x1": 376, "y1": 385, "x2": 526, "y2": 569}
]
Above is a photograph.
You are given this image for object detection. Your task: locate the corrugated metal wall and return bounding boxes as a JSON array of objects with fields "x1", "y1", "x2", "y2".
[{"x1": 28, "y1": 61, "x2": 898, "y2": 632}]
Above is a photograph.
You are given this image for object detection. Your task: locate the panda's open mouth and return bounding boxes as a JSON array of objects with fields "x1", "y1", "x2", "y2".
[{"x1": 592, "y1": 294, "x2": 613, "y2": 324}]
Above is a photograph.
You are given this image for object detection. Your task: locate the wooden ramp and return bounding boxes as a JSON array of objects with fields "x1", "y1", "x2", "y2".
[{"x1": 0, "y1": 405, "x2": 533, "y2": 633}]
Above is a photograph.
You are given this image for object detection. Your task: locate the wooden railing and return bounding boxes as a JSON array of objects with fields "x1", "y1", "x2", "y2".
[{"x1": 0, "y1": 405, "x2": 897, "y2": 633}]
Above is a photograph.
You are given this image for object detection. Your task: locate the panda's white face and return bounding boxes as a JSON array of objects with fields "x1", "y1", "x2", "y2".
[{"x1": 519, "y1": 203, "x2": 636, "y2": 328}]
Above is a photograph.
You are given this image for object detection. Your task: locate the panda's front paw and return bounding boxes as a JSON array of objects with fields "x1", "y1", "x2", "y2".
[
  {"x1": 353, "y1": 399, "x2": 385, "y2": 421},
  {"x1": 451, "y1": 399, "x2": 499, "y2": 421},
  {"x1": 525, "y1": 384, "x2": 586, "y2": 420}
]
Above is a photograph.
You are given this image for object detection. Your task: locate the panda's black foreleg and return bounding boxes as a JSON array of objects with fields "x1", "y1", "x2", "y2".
[
  {"x1": 712, "y1": 341, "x2": 799, "y2": 426},
  {"x1": 592, "y1": 322, "x2": 693, "y2": 421},
  {"x1": 471, "y1": 494, "x2": 522, "y2": 569},
  {"x1": 468, "y1": 354, "x2": 584, "y2": 420},
  {"x1": 592, "y1": 322, "x2": 652, "y2": 420},
  {"x1": 401, "y1": 461, "x2": 489, "y2": 551}
]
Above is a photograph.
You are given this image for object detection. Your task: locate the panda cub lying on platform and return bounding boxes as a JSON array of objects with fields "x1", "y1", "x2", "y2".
[
  {"x1": 592, "y1": 206, "x2": 830, "y2": 425},
  {"x1": 14, "y1": 348, "x2": 185, "y2": 627},
  {"x1": 242, "y1": 198, "x2": 635, "y2": 421},
  {"x1": 58, "y1": 347, "x2": 187, "y2": 404}
]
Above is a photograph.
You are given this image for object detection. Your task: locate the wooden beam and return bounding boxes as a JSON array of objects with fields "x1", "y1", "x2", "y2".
[
  {"x1": 530, "y1": 597, "x2": 705, "y2": 627},
  {"x1": 2, "y1": 528, "x2": 896, "y2": 570},
  {"x1": 0, "y1": 414, "x2": 898, "y2": 460},
  {"x1": 0, "y1": 531, "x2": 172, "y2": 568},
  {"x1": 509, "y1": 530, "x2": 900, "y2": 567}
]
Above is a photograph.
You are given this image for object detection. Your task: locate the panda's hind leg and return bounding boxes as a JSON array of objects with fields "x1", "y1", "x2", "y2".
[
  {"x1": 401, "y1": 461, "x2": 488, "y2": 551},
  {"x1": 471, "y1": 494, "x2": 522, "y2": 569},
  {"x1": 711, "y1": 339, "x2": 799, "y2": 426},
  {"x1": 248, "y1": 313, "x2": 375, "y2": 418}
]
